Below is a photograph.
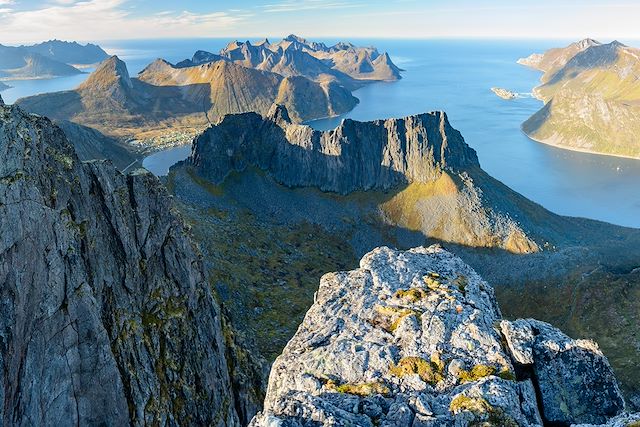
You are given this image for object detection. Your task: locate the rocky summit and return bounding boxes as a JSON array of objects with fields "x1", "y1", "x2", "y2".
[
  {"x1": 250, "y1": 246, "x2": 634, "y2": 427},
  {"x1": 0, "y1": 102, "x2": 264, "y2": 425},
  {"x1": 188, "y1": 105, "x2": 478, "y2": 194}
]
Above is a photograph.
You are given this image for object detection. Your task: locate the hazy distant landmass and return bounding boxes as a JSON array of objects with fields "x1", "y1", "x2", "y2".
[
  {"x1": 16, "y1": 35, "x2": 402, "y2": 147},
  {"x1": 0, "y1": 82, "x2": 10, "y2": 91},
  {"x1": 519, "y1": 39, "x2": 640, "y2": 159},
  {"x1": 0, "y1": 40, "x2": 109, "y2": 80}
]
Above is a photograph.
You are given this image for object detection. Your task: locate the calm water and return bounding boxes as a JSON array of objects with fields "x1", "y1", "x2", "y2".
[{"x1": 3, "y1": 38, "x2": 639, "y2": 228}]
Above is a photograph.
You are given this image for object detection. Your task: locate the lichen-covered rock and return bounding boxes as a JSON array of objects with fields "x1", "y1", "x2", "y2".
[
  {"x1": 250, "y1": 246, "x2": 542, "y2": 426},
  {"x1": 0, "y1": 103, "x2": 243, "y2": 425},
  {"x1": 249, "y1": 246, "x2": 632, "y2": 427},
  {"x1": 500, "y1": 319, "x2": 625, "y2": 425}
]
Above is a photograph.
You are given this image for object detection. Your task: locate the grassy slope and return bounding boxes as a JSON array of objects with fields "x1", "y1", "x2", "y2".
[
  {"x1": 167, "y1": 165, "x2": 640, "y2": 408},
  {"x1": 524, "y1": 46, "x2": 640, "y2": 158},
  {"x1": 496, "y1": 268, "x2": 640, "y2": 408}
]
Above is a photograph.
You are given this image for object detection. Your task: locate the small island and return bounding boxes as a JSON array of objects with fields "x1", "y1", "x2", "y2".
[{"x1": 491, "y1": 87, "x2": 517, "y2": 100}]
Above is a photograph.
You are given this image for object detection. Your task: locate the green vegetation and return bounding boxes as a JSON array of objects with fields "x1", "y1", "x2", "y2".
[
  {"x1": 458, "y1": 365, "x2": 495, "y2": 383},
  {"x1": 450, "y1": 395, "x2": 518, "y2": 427},
  {"x1": 394, "y1": 287, "x2": 429, "y2": 303},
  {"x1": 389, "y1": 354, "x2": 445, "y2": 385},
  {"x1": 374, "y1": 305, "x2": 422, "y2": 332},
  {"x1": 176, "y1": 199, "x2": 358, "y2": 361},
  {"x1": 496, "y1": 267, "x2": 640, "y2": 409},
  {"x1": 330, "y1": 381, "x2": 391, "y2": 397}
]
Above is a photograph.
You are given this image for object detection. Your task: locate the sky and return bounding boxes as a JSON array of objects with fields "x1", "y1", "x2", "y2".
[{"x1": 0, "y1": 0, "x2": 639, "y2": 44}]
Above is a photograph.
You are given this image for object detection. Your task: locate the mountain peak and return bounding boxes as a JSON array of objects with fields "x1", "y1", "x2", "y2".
[
  {"x1": 79, "y1": 55, "x2": 132, "y2": 92},
  {"x1": 285, "y1": 34, "x2": 307, "y2": 43},
  {"x1": 609, "y1": 40, "x2": 627, "y2": 48},
  {"x1": 576, "y1": 38, "x2": 601, "y2": 49}
]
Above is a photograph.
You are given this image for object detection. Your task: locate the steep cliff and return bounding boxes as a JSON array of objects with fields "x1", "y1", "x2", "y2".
[
  {"x1": 0, "y1": 102, "x2": 255, "y2": 425},
  {"x1": 188, "y1": 106, "x2": 479, "y2": 192},
  {"x1": 250, "y1": 246, "x2": 635, "y2": 426},
  {"x1": 184, "y1": 106, "x2": 540, "y2": 254}
]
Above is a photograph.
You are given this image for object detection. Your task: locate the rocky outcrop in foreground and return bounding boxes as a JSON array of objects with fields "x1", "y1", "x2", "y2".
[
  {"x1": 0, "y1": 102, "x2": 254, "y2": 424},
  {"x1": 250, "y1": 246, "x2": 634, "y2": 426}
]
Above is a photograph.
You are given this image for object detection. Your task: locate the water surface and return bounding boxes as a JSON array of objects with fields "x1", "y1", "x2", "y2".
[{"x1": 3, "y1": 38, "x2": 639, "y2": 228}]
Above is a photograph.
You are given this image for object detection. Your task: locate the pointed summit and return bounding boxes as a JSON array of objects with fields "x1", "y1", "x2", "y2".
[
  {"x1": 267, "y1": 103, "x2": 292, "y2": 125},
  {"x1": 575, "y1": 38, "x2": 601, "y2": 49},
  {"x1": 79, "y1": 56, "x2": 132, "y2": 92}
]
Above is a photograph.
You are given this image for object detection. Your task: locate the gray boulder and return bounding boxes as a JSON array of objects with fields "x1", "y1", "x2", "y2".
[
  {"x1": 500, "y1": 319, "x2": 625, "y2": 425},
  {"x1": 250, "y1": 246, "x2": 631, "y2": 427}
]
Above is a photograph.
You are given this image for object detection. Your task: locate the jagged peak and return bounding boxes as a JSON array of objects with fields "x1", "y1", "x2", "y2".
[
  {"x1": 266, "y1": 103, "x2": 292, "y2": 125},
  {"x1": 575, "y1": 38, "x2": 601, "y2": 49},
  {"x1": 284, "y1": 34, "x2": 307, "y2": 44},
  {"x1": 78, "y1": 55, "x2": 132, "y2": 91},
  {"x1": 188, "y1": 109, "x2": 480, "y2": 195},
  {"x1": 609, "y1": 39, "x2": 627, "y2": 48}
]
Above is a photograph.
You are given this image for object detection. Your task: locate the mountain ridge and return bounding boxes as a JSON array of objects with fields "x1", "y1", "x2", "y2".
[
  {"x1": 0, "y1": 40, "x2": 108, "y2": 80},
  {"x1": 519, "y1": 39, "x2": 640, "y2": 158},
  {"x1": 0, "y1": 101, "x2": 268, "y2": 425},
  {"x1": 16, "y1": 53, "x2": 359, "y2": 146}
]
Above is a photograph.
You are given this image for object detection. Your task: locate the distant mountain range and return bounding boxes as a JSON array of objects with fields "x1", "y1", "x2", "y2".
[
  {"x1": 178, "y1": 34, "x2": 402, "y2": 89},
  {"x1": 0, "y1": 40, "x2": 109, "y2": 80},
  {"x1": 519, "y1": 39, "x2": 640, "y2": 159},
  {"x1": 16, "y1": 35, "x2": 402, "y2": 147}
]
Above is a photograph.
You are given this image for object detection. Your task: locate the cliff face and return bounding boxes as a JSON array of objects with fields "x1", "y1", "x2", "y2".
[
  {"x1": 0, "y1": 103, "x2": 248, "y2": 425},
  {"x1": 520, "y1": 40, "x2": 640, "y2": 159},
  {"x1": 250, "y1": 246, "x2": 632, "y2": 426},
  {"x1": 188, "y1": 106, "x2": 479, "y2": 193},
  {"x1": 184, "y1": 106, "x2": 541, "y2": 254}
]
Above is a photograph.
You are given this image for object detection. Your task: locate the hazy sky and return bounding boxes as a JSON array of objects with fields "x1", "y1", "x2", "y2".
[{"x1": 0, "y1": 0, "x2": 639, "y2": 43}]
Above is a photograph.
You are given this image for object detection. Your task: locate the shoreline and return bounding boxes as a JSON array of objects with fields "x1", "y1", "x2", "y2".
[{"x1": 521, "y1": 128, "x2": 640, "y2": 161}]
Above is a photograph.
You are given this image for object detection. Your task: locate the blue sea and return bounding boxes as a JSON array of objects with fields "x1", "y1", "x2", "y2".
[{"x1": 3, "y1": 38, "x2": 640, "y2": 228}]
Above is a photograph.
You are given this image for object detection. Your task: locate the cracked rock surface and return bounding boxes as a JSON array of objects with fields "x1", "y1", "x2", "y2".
[
  {"x1": 0, "y1": 103, "x2": 242, "y2": 425},
  {"x1": 250, "y1": 246, "x2": 630, "y2": 427}
]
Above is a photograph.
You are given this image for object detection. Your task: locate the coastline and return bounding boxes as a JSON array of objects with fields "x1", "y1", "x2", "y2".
[{"x1": 521, "y1": 128, "x2": 640, "y2": 161}]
